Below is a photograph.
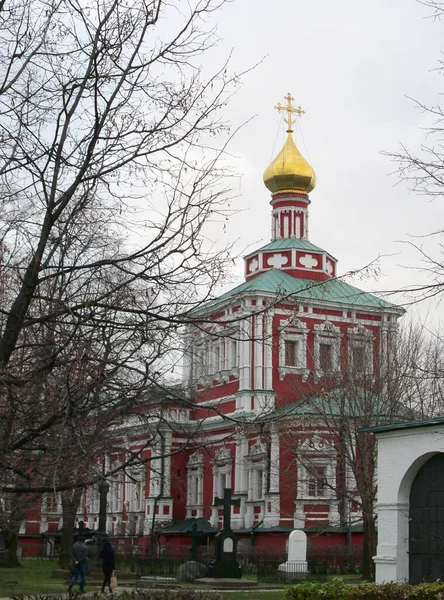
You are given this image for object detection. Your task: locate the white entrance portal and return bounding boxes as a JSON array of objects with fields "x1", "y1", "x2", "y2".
[{"x1": 365, "y1": 417, "x2": 444, "y2": 583}]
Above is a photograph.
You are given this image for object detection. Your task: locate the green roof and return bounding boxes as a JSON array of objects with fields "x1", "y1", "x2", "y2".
[
  {"x1": 158, "y1": 518, "x2": 218, "y2": 535},
  {"x1": 212, "y1": 270, "x2": 402, "y2": 312},
  {"x1": 270, "y1": 389, "x2": 415, "y2": 422},
  {"x1": 250, "y1": 238, "x2": 328, "y2": 255},
  {"x1": 360, "y1": 415, "x2": 444, "y2": 435}
]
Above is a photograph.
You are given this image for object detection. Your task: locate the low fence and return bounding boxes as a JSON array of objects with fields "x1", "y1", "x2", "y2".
[
  {"x1": 135, "y1": 555, "x2": 328, "y2": 583},
  {"x1": 255, "y1": 558, "x2": 327, "y2": 583},
  {"x1": 135, "y1": 556, "x2": 212, "y2": 582}
]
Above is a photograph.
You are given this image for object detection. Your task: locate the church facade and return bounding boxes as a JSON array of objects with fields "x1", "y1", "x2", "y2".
[{"x1": 22, "y1": 96, "x2": 404, "y2": 559}]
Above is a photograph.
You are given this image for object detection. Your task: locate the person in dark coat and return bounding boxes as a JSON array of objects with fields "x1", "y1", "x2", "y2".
[
  {"x1": 68, "y1": 537, "x2": 88, "y2": 593},
  {"x1": 99, "y1": 540, "x2": 115, "y2": 593}
]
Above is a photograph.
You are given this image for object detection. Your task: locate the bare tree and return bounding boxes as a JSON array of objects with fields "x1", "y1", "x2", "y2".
[
  {"x1": 274, "y1": 320, "x2": 442, "y2": 580},
  {"x1": 0, "y1": 0, "x2": 251, "y2": 563}
]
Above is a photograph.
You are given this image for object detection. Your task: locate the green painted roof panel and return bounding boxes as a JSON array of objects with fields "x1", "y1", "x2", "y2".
[
  {"x1": 253, "y1": 238, "x2": 327, "y2": 254},
  {"x1": 213, "y1": 270, "x2": 402, "y2": 311},
  {"x1": 360, "y1": 415, "x2": 444, "y2": 434}
]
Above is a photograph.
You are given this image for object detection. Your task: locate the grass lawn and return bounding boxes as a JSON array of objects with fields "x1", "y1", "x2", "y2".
[
  {"x1": 0, "y1": 559, "x2": 361, "y2": 599},
  {"x1": 0, "y1": 559, "x2": 68, "y2": 596}
]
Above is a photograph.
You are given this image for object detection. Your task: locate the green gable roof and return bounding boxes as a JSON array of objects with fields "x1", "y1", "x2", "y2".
[
  {"x1": 251, "y1": 238, "x2": 329, "y2": 255},
  {"x1": 272, "y1": 389, "x2": 413, "y2": 421},
  {"x1": 158, "y1": 518, "x2": 218, "y2": 535},
  {"x1": 360, "y1": 415, "x2": 444, "y2": 435},
  {"x1": 211, "y1": 269, "x2": 402, "y2": 312}
]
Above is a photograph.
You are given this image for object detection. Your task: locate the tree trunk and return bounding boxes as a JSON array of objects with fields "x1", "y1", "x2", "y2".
[
  {"x1": 1, "y1": 529, "x2": 21, "y2": 568},
  {"x1": 361, "y1": 508, "x2": 377, "y2": 580},
  {"x1": 59, "y1": 489, "x2": 82, "y2": 568}
]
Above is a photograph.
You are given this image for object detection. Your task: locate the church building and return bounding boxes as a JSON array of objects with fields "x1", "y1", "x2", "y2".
[{"x1": 25, "y1": 95, "x2": 404, "y2": 559}]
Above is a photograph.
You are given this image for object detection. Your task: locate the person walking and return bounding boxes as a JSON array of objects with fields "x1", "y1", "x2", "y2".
[
  {"x1": 68, "y1": 537, "x2": 88, "y2": 594},
  {"x1": 99, "y1": 539, "x2": 115, "y2": 593}
]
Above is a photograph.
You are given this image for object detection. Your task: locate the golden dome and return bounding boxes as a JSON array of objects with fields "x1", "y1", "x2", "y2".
[{"x1": 263, "y1": 131, "x2": 316, "y2": 195}]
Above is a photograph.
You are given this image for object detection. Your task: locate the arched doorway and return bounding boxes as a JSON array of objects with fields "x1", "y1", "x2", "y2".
[{"x1": 409, "y1": 453, "x2": 444, "y2": 583}]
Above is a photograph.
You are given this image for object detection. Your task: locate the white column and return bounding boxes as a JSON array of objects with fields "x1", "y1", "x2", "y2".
[
  {"x1": 163, "y1": 432, "x2": 172, "y2": 496},
  {"x1": 234, "y1": 437, "x2": 242, "y2": 493},
  {"x1": 269, "y1": 430, "x2": 280, "y2": 493},
  {"x1": 182, "y1": 326, "x2": 192, "y2": 386},
  {"x1": 212, "y1": 471, "x2": 217, "y2": 503},
  {"x1": 374, "y1": 502, "x2": 409, "y2": 583},
  {"x1": 197, "y1": 474, "x2": 203, "y2": 505},
  {"x1": 254, "y1": 311, "x2": 264, "y2": 390},
  {"x1": 264, "y1": 310, "x2": 273, "y2": 389},
  {"x1": 187, "y1": 472, "x2": 192, "y2": 506}
]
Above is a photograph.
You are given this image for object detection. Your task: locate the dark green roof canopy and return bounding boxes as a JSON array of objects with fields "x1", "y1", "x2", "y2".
[{"x1": 158, "y1": 518, "x2": 218, "y2": 535}]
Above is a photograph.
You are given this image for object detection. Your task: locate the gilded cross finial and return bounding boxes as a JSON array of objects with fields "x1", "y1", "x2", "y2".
[{"x1": 274, "y1": 93, "x2": 305, "y2": 133}]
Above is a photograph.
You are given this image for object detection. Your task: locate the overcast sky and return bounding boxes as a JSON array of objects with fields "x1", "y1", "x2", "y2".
[{"x1": 193, "y1": 0, "x2": 444, "y2": 328}]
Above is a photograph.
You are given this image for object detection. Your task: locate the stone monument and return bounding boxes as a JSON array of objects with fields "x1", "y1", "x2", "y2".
[
  {"x1": 278, "y1": 529, "x2": 309, "y2": 581},
  {"x1": 207, "y1": 488, "x2": 242, "y2": 578}
]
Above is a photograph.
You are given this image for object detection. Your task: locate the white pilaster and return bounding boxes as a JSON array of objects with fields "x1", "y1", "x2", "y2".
[{"x1": 254, "y1": 311, "x2": 264, "y2": 390}]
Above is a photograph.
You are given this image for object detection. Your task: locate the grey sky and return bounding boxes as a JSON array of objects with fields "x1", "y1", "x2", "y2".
[{"x1": 196, "y1": 0, "x2": 444, "y2": 326}]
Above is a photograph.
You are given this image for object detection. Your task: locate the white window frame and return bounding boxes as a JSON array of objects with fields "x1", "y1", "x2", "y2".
[
  {"x1": 126, "y1": 469, "x2": 145, "y2": 513},
  {"x1": 348, "y1": 323, "x2": 374, "y2": 375},
  {"x1": 296, "y1": 435, "x2": 336, "y2": 500},
  {"x1": 245, "y1": 441, "x2": 268, "y2": 502},
  {"x1": 212, "y1": 447, "x2": 232, "y2": 502},
  {"x1": 186, "y1": 451, "x2": 204, "y2": 509},
  {"x1": 314, "y1": 321, "x2": 341, "y2": 382},
  {"x1": 279, "y1": 319, "x2": 309, "y2": 381}
]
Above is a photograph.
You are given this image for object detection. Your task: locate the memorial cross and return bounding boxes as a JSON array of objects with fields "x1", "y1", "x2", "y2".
[{"x1": 214, "y1": 488, "x2": 241, "y2": 531}]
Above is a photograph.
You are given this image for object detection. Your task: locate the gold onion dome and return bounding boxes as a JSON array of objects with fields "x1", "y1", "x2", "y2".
[{"x1": 263, "y1": 94, "x2": 316, "y2": 195}]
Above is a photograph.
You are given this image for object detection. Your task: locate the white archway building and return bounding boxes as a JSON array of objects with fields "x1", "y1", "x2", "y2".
[{"x1": 366, "y1": 417, "x2": 444, "y2": 583}]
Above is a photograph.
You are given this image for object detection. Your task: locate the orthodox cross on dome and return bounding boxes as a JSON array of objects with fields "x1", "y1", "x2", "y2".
[{"x1": 274, "y1": 93, "x2": 305, "y2": 133}]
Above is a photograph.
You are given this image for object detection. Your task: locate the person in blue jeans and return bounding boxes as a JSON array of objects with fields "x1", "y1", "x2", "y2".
[{"x1": 68, "y1": 537, "x2": 88, "y2": 594}]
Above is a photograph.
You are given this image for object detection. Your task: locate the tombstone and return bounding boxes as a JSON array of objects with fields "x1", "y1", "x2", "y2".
[
  {"x1": 207, "y1": 488, "x2": 242, "y2": 578},
  {"x1": 278, "y1": 530, "x2": 309, "y2": 581},
  {"x1": 176, "y1": 560, "x2": 208, "y2": 582}
]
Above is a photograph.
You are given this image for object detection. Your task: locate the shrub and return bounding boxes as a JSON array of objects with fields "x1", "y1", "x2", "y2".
[
  {"x1": 284, "y1": 580, "x2": 444, "y2": 600},
  {"x1": 11, "y1": 592, "x2": 223, "y2": 600},
  {"x1": 284, "y1": 578, "x2": 347, "y2": 600}
]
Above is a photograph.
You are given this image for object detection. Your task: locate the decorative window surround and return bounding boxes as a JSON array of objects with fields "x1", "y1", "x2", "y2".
[
  {"x1": 348, "y1": 323, "x2": 375, "y2": 375},
  {"x1": 126, "y1": 469, "x2": 145, "y2": 513},
  {"x1": 279, "y1": 318, "x2": 309, "y2": 381},
  {"x1": 245, "y1": 440, "x2": 269, "y2": 502},
  {"x1": 186, "y1": 451, "x2": 204, "y2": 518},
  {"x1": 210, "y1": 446, "x2": 233, "y2": 527},
  {"x1": 111, "y1": 472, "x2": 124, "y2": 513},
  {"x1": 212, "y1": 446, "x2": 233, "y2": 500},
  {"x1": 192, "y1": 329, "x2": 240, "y2": 386},
  {"x1": 313, "y1": 321, "x2": 342, "y2": 382},
  {"x1": 296, "y1": 435, "x2": 336, "y2": 500},
  {"x1": 87, "y1": 485, "x2": 100, "y2": 514},
  {"x1": 43, "y1": 492, "x2": 62, "y2": 514}
]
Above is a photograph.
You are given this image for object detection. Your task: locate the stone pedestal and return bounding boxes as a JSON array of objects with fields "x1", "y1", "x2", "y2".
[
  {"x1": 278, "y1": 530, "x2": 309, "y2": 581},
  {"x1": 208, "y1": 530, "x2": 242, "y2": 578}
]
